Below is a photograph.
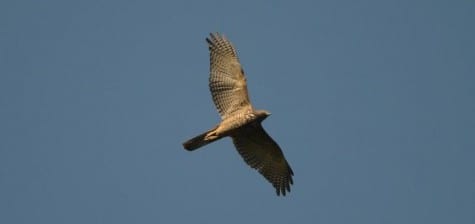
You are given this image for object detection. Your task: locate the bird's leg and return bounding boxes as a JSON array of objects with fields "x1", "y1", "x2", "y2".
[{"x1": 204, "y1": 130, "x2": 220, "y2": 141}]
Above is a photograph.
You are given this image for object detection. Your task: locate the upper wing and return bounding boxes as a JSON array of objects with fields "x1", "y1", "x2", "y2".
[
  {"x1": 206, "y1": 33, "x2": 252, "y2": 119},
  {"x1": 231, "y1": 123, "x2": 294, "y2": 196}
]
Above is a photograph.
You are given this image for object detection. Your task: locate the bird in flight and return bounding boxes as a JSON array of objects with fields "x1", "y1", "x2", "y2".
[{"x1": 183, "y1": 33, "x2": 294, "y2": 196}]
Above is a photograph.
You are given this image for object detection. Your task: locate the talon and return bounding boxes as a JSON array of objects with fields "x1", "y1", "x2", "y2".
[{"x1": 204, "y1": 132, "x2": 218, "y2": 141}]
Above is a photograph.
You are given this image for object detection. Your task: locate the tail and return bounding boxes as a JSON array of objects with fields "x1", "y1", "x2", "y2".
[{"x1": 182, "y1": 127, "x2": 222, "y2": 151}]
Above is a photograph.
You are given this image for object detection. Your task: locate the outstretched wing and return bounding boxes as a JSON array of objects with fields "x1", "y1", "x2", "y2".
[
  {"x1": 231, "y1": 123, "x2": 294, "y2": 196},
  {"x1": 206, "y1": 33, "x2": 252, "y2": 119}
]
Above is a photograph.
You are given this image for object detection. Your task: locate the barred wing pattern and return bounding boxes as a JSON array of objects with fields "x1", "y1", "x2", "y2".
[
  {"x1": 231, "y1": 123, "x2": 294, "y2": 196},
  {"x1": 206, "y1": 33, "x2": 252, "y2": 119}
]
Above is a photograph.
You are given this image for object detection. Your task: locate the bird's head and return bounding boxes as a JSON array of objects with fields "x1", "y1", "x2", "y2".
[{"x1": 254, "y1": 109, "x2": 271, "y2": 122}]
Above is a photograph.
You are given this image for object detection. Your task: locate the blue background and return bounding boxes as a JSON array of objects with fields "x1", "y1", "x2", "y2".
[{"x1": 1, "y1": 0, "x2": 474, "y2": 223}]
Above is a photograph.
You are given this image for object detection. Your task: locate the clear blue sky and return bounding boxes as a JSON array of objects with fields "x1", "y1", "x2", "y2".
[{"x1": 1, "y1": 0, "x2": 474, "y2": 223}]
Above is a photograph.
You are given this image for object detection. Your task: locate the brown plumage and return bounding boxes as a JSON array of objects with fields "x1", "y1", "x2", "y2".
[{"x1": 183, "y1": 33, "x2": 294, "y2": 196}]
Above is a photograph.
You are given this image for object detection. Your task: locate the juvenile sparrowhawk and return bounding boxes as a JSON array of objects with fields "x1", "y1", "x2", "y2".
[{"x1": 183, "y1": 33, "x2": 294, "y2": 196}]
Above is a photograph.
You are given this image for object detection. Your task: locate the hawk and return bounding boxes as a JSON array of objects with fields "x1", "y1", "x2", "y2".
[{"x1": 183, "y1": 33, "x2": 294, "y2": 196}]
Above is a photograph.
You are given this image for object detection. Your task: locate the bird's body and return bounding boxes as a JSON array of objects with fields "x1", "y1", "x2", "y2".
[
  {"x1": 183, "y1": 33, "x2": 294, "y2": 196},
  {"x1": 184, "y1": 109, "x2": 269, "y2": 150}
]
